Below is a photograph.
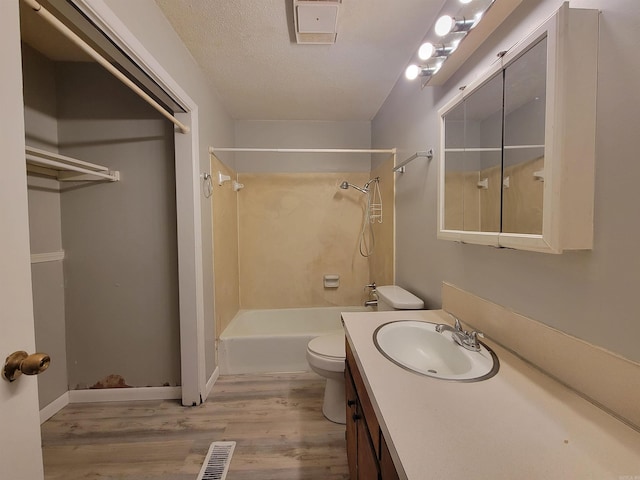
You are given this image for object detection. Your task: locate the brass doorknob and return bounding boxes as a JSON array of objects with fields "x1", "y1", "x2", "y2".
[{"x1": 2, "y1": 351, "x2": 50, "y2": 382}]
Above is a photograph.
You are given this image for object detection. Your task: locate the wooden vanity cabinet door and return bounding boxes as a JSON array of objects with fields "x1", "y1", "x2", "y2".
[
  {"x1": 380, "y1": 434, "x2": 400, "y2": 480},
  {"x1": 345, "y1": 366, "x2": 358, "y2": 480},
  {"x1": 346, "y1": 342, "x2": 380, "y2": 457},
  {"x1": 357, "y1": 409, "x2": 380, "y2": 480}
]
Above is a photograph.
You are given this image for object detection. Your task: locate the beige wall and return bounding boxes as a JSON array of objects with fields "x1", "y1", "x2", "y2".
[
  {"x1": 444, "y1": 171, "x2": 481, "y2": 231},
  {"x1": 369, "y1": 156, "x2": 395, "y2": 286},
  {"x1": 210, "y1": 154, "x2": 240, "y2": 337},
  {"x1": 238, "y1": 172, "x2": 373, "y2": 308},
  {"x1": 502, "y1": 157, "x2": 544, "y2": 234},
  {"x1": 443, "y1": 157, "x2": 544, "y2": 235}
]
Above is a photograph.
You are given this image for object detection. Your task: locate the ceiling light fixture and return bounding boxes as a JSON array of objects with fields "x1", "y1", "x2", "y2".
[
  {"x1": 404, "y1": 62, "x2": 441, "y2": 81},
  {"x1": 434, "y1": 14, "x2": 477, "y2": 36},
  {"x1": 418, "y1": 42, "x2": 457, "y2": 60},
  {"x1": 404, "y1": 0, "x2": 511, "y2": 87}
]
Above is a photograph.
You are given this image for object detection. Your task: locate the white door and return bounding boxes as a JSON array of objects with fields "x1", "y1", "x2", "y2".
[{"x1": 0, "y1": 1, "x2": 45, "y2": 479}]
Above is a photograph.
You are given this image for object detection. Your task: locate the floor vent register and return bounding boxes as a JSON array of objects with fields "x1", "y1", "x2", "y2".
[{"x1": 196, "y1": 441, "x2": 236, "y2": 480}]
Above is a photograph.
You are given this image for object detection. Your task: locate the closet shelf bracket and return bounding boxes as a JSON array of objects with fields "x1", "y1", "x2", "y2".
[{"x1": 25, "y1": 146, "x2": 120, "y2": 182}]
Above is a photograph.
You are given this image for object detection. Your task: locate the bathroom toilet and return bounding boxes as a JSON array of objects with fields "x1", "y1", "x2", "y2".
[{"x1": 306, "y1": 285, "x2": 424, "y2": 424}]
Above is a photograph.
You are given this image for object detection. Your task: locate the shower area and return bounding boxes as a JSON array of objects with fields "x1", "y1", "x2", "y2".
[{"x1": 210, "y1": 121, "x2": 395, "y2": 373}]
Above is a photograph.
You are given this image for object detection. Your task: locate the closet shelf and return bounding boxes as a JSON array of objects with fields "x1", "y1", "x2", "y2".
[{"x1": 25, "y1": 146, "x2": 120, "y2": 182}]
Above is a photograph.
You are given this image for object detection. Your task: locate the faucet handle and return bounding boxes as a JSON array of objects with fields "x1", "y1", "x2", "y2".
[
  {"x1": 469, "y1": 331, "x2": 484, "y2": 350},
  {"x1": 453, "y1": 316, "x2": 463, "y2": 332}
]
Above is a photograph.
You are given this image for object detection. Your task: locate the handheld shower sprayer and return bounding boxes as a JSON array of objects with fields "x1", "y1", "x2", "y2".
[
  {"x1": 339, "y1": 177, "x2": 379, "y2": 194},
  {"x1": 338, "y1": 177, "x2": 382, "y2": 258}
]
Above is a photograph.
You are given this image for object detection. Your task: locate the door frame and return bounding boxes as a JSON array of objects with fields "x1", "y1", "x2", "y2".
[
  {"x1": 0, "y1": 2, "x2": 45, "y2": 477},
  {"x1": 71, "y1": 0, "x2": 207, "y2": 406}
]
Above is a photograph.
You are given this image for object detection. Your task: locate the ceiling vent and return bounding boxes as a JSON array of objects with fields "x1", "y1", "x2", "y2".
[{"x1": 293, "y1": 0, "x2": 341, "y2": 45}]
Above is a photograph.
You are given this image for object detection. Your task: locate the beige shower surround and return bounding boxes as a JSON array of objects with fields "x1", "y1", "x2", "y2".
[
  {"x1": 210, "y1": 155, "x2": 241, "y2": 338},
  {"x1": 238, "y1": 172, "x2": 374, "y2": 309},
  {"x1": 368, "y1": 156, "x2": 395, "y2": 287},
  {"x1": 444, "y1": 156, "x2": 543, "y2": 233},
  {"x1": 211, "y1": 158, "x2": 395, "y2": 334}
]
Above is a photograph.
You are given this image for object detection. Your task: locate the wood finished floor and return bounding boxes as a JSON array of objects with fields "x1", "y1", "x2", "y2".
[{"x1": 41, "y1": 372, "x2": 349, "y2": 480}]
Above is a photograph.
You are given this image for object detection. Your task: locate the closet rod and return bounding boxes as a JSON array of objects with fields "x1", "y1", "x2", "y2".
[
  {"x1": 210, "y1": 147, "x2": 396, "y2": 154},
  {"x1": 21, "y1": 0, "x2": 190, "y2": 135}
]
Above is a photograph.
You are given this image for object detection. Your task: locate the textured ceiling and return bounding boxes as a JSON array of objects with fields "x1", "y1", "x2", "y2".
[{"x1": 154, "y1": 0, "x2": 446, "y2": 121}]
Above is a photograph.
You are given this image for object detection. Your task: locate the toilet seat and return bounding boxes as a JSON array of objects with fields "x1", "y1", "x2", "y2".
[
  {"x1": 307, "y1": 332, "x2": 345, "y2": 359},
  {"x1": 307, "y1": 332, "x2": 345, "y2": 373}
]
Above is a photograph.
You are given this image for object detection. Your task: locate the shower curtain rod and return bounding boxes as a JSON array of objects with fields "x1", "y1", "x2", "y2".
[
  {"x1": 21, "y1": 0, "x2": 190, "y2": 134},
  {"x1": 210, "y1": 147, "x2": 397, "y2": 154}
]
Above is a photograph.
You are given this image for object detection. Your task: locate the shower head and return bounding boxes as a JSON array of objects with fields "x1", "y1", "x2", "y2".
[
  {"x1": 340, "y1": 181, "x2": 368, "y2": 194},
  {"x1": 339, "y1": 177, "x2": 379, "y2": 194}
]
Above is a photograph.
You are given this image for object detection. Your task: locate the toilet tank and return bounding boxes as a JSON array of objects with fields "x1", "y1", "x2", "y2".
[{"x1": 376, "y1": 285, "x2": 424, "y2": 311}]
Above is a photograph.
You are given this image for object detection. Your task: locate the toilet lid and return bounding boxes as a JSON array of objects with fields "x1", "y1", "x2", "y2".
[{"x1": 308, "y1": 332, "x2": 345, "y2": 359}]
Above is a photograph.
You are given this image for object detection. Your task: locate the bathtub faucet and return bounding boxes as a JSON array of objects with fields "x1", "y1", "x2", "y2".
[{"x1": 364, "y1": 282, "x2": 378, "y2": 307}]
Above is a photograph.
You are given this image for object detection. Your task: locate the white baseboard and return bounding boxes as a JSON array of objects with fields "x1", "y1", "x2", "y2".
[
  {"x1": 68, "y1": 385, "x2": 182, "y2": 403},
  {"x1": 40, "y1": 382, "x2": 211, "y2": 417},
  {"x1": 204, "y1": 366, "x2": 220, "y2": 401},
  {"x1": 40, "y1": 391, "x2": 70, "y2": 424}
]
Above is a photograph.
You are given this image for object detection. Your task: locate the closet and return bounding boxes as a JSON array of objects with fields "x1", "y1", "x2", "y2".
[{"x1": 20, "y1": 2, "x2": 181, "y2": 414}]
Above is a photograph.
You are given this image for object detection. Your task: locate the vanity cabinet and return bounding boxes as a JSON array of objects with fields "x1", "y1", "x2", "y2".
[
  {"x1": 437, "y1": 3, "x2": 598, "y2": 253},
  {"x1": 346, "y1": 342, "x2": 400, "y2": 480}
]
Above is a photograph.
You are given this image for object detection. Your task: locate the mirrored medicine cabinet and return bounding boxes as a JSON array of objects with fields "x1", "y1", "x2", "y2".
[{"x1": 437, "y1": 3, "x2": 598, "y2": 254}]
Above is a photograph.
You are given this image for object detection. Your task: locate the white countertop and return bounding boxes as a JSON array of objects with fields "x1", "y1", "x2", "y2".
[{"x1": 342, "y1": 310, "x2": 640, "y2": 480}]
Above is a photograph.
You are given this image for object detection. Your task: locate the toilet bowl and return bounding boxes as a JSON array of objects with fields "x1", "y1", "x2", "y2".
[
  {"x1": 306, "y1": 285, "x2": 424, "y2": 424},
  {"x1": 306, "y1": 332, "x2": 346, "y2": 423}
]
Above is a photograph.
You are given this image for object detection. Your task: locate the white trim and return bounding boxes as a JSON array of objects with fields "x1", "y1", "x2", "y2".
[
  {"x1": 68, "y1": 386, "x2": 181, "y2": 403},
  {"x1": 204, "y1": 366, "x2": 220, "y2": 401},
  {"x1": 72, "y1": 0, "x2": 194, "y2": 111},
  {"x1": 21, "y1": 0, "x2": 189, "y2": 134},
  {"x1": 175, "y1": 110, "x2": 207, "y2": 406},
  {"x1": 30, "y1": 251, "x2": 65, "y2": 264},
  {"x1": 72, "y1": 0, "x2": 206, "y2": 407},
  {"x1": 39, "y1": 392, "x2": 69, "y2": 424}
]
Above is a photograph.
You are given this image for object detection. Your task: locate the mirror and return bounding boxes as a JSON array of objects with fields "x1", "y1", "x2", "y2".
[
  {"x1": 502, "y1": 37, "x2": 547, "y2": 235},
  {"x1": 438, "y1": 3, "x2": 597, "y2": 253},
  {"x1": 441, "y1": 35, "x2": 548, "y2": 238},
  {"x1": 443, "y1": 73, "x2": 502, "y2": 232}
]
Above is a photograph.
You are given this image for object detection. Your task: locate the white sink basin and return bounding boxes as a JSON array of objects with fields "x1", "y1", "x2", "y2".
[{"x1": 373, "y1": 321, "x2": 499, "y2": 381}]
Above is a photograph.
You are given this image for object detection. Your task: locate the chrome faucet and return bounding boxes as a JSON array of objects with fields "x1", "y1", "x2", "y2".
[
  {"x1": 435, "y1": 316, "x2": 463, "y2": 334},
  {"x1": 436, "y1": 315, "x2": 484, "y2": 352},
  {"x1": 364, "y1": 282, "x2": 378, "y2": 307}
]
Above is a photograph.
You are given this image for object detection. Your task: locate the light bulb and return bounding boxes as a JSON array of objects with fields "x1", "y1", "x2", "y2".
[
  {"x1": 418, "y1": 42, "x2": 435, "y2": 60},
  {"x1": 435, "y1": 15, "x2": 454, "y2": 36},
  {"x1": 460, "y1": 0, "x2": 473, "y2": 4},
  {"x1": 473, "y1": 11, "x2": 484, "y2": 27},
  {"x1": 405, "y1": 64, "x2": 421, "y2": 81}
]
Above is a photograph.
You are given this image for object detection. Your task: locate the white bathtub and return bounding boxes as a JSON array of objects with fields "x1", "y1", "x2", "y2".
[{"x1": 218, "y1": 306, "x2": 370, "y2": 375}]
